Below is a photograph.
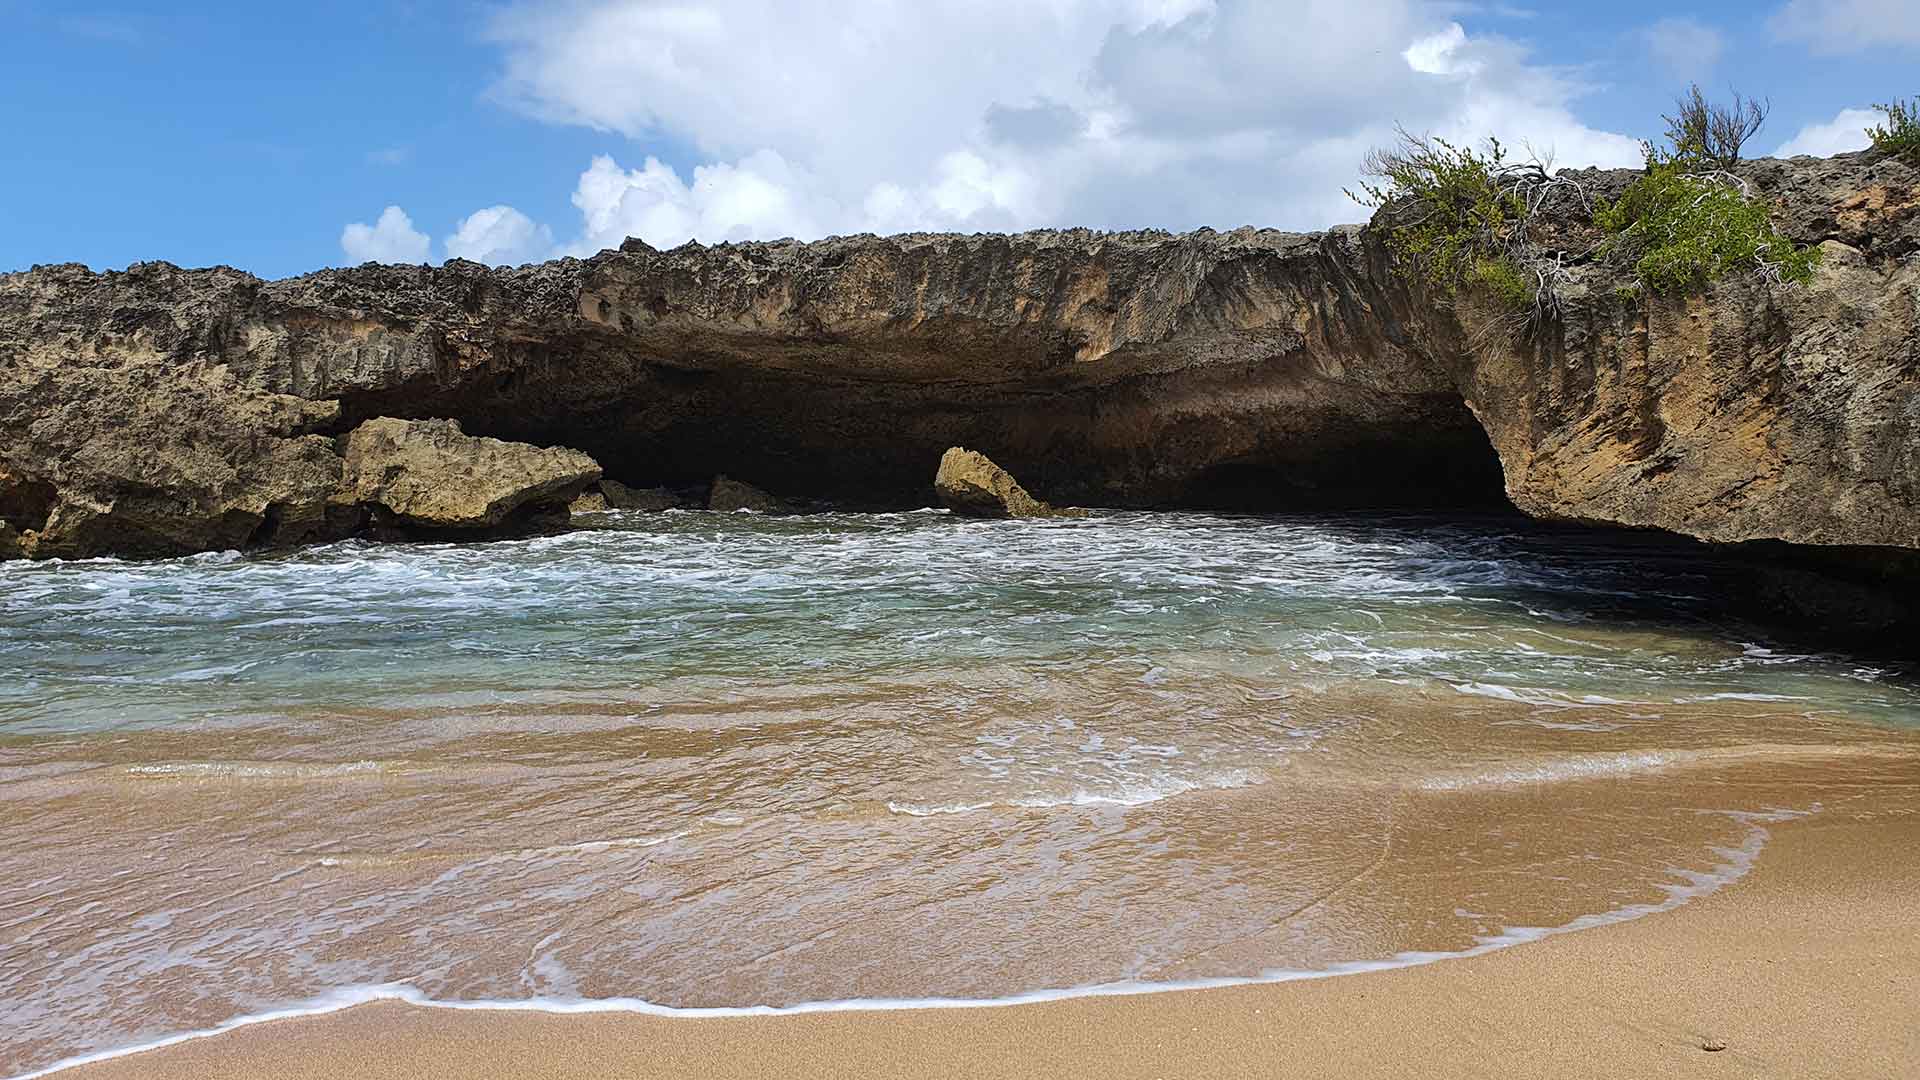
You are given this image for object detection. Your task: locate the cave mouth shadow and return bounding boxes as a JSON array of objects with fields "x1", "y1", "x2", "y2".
[{"x1": 1173, "y1": 433, "x2": 1512, "y2": 514}]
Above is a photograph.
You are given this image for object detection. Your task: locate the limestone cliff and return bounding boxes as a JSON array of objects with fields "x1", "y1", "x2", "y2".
[
  {"x1": 1, "y1": 152, "x2": 1915, "y2": 581},
  {"x1": 1445, "y1": 153, "x2": 1920, "y2": 552}
]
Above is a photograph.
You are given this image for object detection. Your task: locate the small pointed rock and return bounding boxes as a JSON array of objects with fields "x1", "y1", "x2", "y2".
[{"x1": 934, "y1": 447, "x2": 1085, "y2": 519}]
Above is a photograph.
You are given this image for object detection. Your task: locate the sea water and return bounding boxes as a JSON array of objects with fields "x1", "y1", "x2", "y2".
[{"x1": 3, "y1": 510, "x2": 1917, "y2": 1076}]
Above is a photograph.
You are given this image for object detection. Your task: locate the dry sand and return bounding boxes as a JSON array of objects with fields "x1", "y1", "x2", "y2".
[{"x1": 56, "y1": 791, "x2": 1919, "y2": 1080}]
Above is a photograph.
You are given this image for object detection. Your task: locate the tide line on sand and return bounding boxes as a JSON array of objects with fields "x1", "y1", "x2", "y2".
[{"x1": 7, "y1": 811, "x2": 1798, "y2": 1080}]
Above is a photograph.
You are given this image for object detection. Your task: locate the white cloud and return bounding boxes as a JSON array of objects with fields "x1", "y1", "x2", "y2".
[
  {"x1": 566, "y1": 151, "x2": 845, "y2": 254},
  {"x1": 1640, "y1": 17, "x2": 1725, "y2": 78},
  {"x1": 487, "y1": 0, "x2": 1199, "y2": 188},
  {"x1": 445, "y1": 205, "x2": 556, "y2": 264},
  {"x1": 1774, "y1": 107, "x2": 1881, "y2": 158},
  {"x1": 1405, "y1": 24, "x2": 1474, "y2": 75},
  {"x1": 1770, "y1": 0, "x2": 1920, "y2": 53},
  {"x1": 388, "y1": 1, "x2": 1648, "y2": 259},
  {"x1": 1376, "y1": 23, "x2": 1642, "y2": 171},
  {"x1": 340, "y1": 206, "x2": 430, "y2": 264}
]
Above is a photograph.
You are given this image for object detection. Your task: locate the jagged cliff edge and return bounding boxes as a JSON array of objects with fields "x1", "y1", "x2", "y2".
[{"x1": 1, "y1": 151, "x2": 1915, "y2": 629}]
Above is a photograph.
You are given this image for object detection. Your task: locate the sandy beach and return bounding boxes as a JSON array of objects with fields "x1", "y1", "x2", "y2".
[
  {"x1": 10, "y1": 5, "x2": 1920, "y2": 1079},
  {"x1": 54, "y1": 782, "x2": 1918, "y2": 1080}
]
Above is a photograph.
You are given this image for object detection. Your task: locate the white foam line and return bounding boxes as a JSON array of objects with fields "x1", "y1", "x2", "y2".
[{"x1": 8, "y1": 811, "x2": 1796, "y2": 1080}]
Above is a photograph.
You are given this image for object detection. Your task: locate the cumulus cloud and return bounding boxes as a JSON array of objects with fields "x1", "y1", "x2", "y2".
[
  {"x1": 446, "y1": 205, "x2": 556, "y2": 264},
  {"x1": 1774, "y1": 107, "x2": 1881, "y2": 158},
  {"x1": 566, "y1": 151, "x2": 845, "y2": 254},
  {"x1": 383, "y1": 0, "x2": 1649, "y2": 260},
  {"x1": 1640, "y1": 17, "x2": 1725, "y2": 78},
  {"x1": 340, "y1": 206, "x2": 430, "y2": 264},
  {"x1": 1770, "y1": 0, "x2": 1920, "y2": 53}
]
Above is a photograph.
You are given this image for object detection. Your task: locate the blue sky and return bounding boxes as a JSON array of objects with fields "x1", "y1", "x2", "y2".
[{"x1": 3, "y1": 0, "x2": 1915, "y2": 279}]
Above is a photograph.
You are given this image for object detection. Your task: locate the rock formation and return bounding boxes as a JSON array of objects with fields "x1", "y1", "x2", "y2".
[
  {"x1": 935, "y1": 447, "x2": 1084, "y2": 518},
  {"x1": 600, "y1": 479, "x2": 680, "y2": 511},
  {"x1": 708, "y1": 475, "x2": 790, "y2": 513},
  {"x1": 337, "y1": 417, "x2": 601, "y2": 535},
  {"x1": 569, "y1": 479, "x2": 684, "y2": 515},
  {"x1": 1437, "y1": 155, "x2": 1920, "y2": 553},
  {"x1": 0, "y1": 362, "x2": 347, "y2": 558},
  {"x1": 1, "y1": 150, "x2": 1915, "y2": 600}
]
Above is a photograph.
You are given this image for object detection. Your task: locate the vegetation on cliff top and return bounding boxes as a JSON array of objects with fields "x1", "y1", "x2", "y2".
[
  {"x1": 1655, "y1": 85, "x2": 1768, "y2": 170},
  {"x1": 1595, "y1": 151, "x2": 1820, "y2": 295},
  {"x1": 1346, "y1": 132, "x2": 1536, "y2": 308},
  {"x1": 1595, "y1": 87, "x2": 1817, "y2": 295},
  {"x1": 1868, "y1": 98, "x2": 1920, "y2": 164},
  {"x1": 1356, "y1": 84, "x2": 1822, "y2": 322}
]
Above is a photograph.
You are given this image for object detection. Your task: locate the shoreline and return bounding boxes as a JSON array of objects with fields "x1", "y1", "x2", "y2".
[{"x1": 39, "y1": 795, "x2": 1920, "y2": 1080}]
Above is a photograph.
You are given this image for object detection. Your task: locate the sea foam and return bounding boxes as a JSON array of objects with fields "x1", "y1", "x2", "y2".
[{"x1": 8, "y1": 810, "x2": 1792, "y2": 1080}]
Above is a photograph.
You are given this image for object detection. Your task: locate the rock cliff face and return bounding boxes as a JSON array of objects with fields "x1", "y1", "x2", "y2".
[
  {"x1": 1, "y1": 152, "x2": 1915, "y2": 585},
  {"x1": 1445, "y1": 153, "x2": 1920, "y2": 553}
]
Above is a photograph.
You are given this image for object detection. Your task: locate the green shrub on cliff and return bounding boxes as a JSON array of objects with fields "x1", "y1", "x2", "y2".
[
  {"x1": 1466, "y1": 256, "x2": 1536, "y2": 309},
  {"x1": 1594, "y1": 88, "x2": 1817, "y2": 296},
  {"x1": 1346, "y1": 130, "x2": 1535, "y2": 309},
  {"x1": 1354, "y1": 85, "x2": 1820, "y2": 315},
  {"x1": 1596, "y1": 148, "x2": 1821, "y2": 296},
  {"x1": 1867, "y1": 98, "x2": 1920, "y2": 164},
  {"x1": 1660, "y1": 84, "x2": 1769, "y2": 170}
]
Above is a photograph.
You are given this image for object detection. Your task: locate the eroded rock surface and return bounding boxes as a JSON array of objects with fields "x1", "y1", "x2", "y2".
[
  {"x1": 601, "y1": 479, "x2": 680, "y2": 512},
  {"x1": 936, "y1": 447, "x2": 1083, "y2": 518},
  {"x1": 708, "y1": 475, "x2": 790, "y2": 513},
  {"x1": 338, "y1": 418, "x2": 601, "y2": 534},
  {"x1": 1442, "y1": 152, "x2": 1920, "y2": 552},
  {"x1": 1, "y1": 151, "x2": 1915, "y2": 576}
]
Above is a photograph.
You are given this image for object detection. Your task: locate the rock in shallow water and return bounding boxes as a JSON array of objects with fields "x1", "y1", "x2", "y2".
[
  {"x1": 600, "y1": 478, "x2": 681, "y2": 512},
  {"x1": 337, "y1": 417, "x2": 602, "y2": 535},
  {"x1": 569, "y1": 479, "x2": 685, "y2": 515},
  {"x1": 568, "y1": 490, "x2": 610, "y2": 515},
  {"x1": 708, "y1": 475, "x2": 792, "y2": 513},
  {"x1": 935, "y1": 447, "x2": 1085, "y2": 519}
]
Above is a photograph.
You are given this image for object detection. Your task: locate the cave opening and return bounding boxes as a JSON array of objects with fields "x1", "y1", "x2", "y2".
[
  {"x1": 0, "y1": 475, "x2": 57, "y2": 533},
  {"x1": 318, "y1": 356, "x2": 1920, "y2": 655},
  {"x1": 1172, "y1": 426, "x2": 1513, "y2": 513},
  {"x1": 332, "y1": 347, "x2": 1518, "y2": 517}
]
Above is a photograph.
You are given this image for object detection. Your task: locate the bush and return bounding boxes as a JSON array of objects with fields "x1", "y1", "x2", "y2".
[
  {"x1": 1347, "y1": 129, "x2": 1535, "y2": 307},
  {"x1": 1866, "y1": 98, "x2": 1920, "y2": 164},
  {"x1": 1352, "y1": 84, "x2": 1816, "y2": 315},
  {"x1": 1596, "y1": 152, "x2": 1820, "y2": 295},
  {"x1": 1661, "y1": 84, "x2": 1769, "y2": 170},
  {"x1": 1467, "y1": 256, "x2": 1536, "y2": 309}
]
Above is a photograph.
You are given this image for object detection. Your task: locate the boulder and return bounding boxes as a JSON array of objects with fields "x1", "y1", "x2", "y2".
[
  {"x1": 337, "y1": 417, "x2": 602, "y2": 534},
  {"x1": 602, "y1": 478, "x2": 681, "y2": 511},
  {"x1": 708, "y1": 475, "x2": 791, "y2": 513},
  {"x1": 934, "y1": 447, "x2": 1084, "y2": 519},
  {"x1": 0, "y1": 354, "x2": 349, "y2": 559},
  {"x1": 569, "y1": 490, "x2": 610, "y2": 514}
]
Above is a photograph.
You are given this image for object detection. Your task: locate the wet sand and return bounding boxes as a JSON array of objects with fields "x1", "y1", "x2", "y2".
[{"x1": 58, "y1": 796, "x2": 1920, "y2": 1080}]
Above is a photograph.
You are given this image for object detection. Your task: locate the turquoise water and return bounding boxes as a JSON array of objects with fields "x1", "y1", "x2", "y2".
[
  {"x1": 3, "y1": 510, "x2": 1913, "y2": 735},
  {"x1": 2, "y1": 510, "x2": 1918, "y2": 1077}
]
